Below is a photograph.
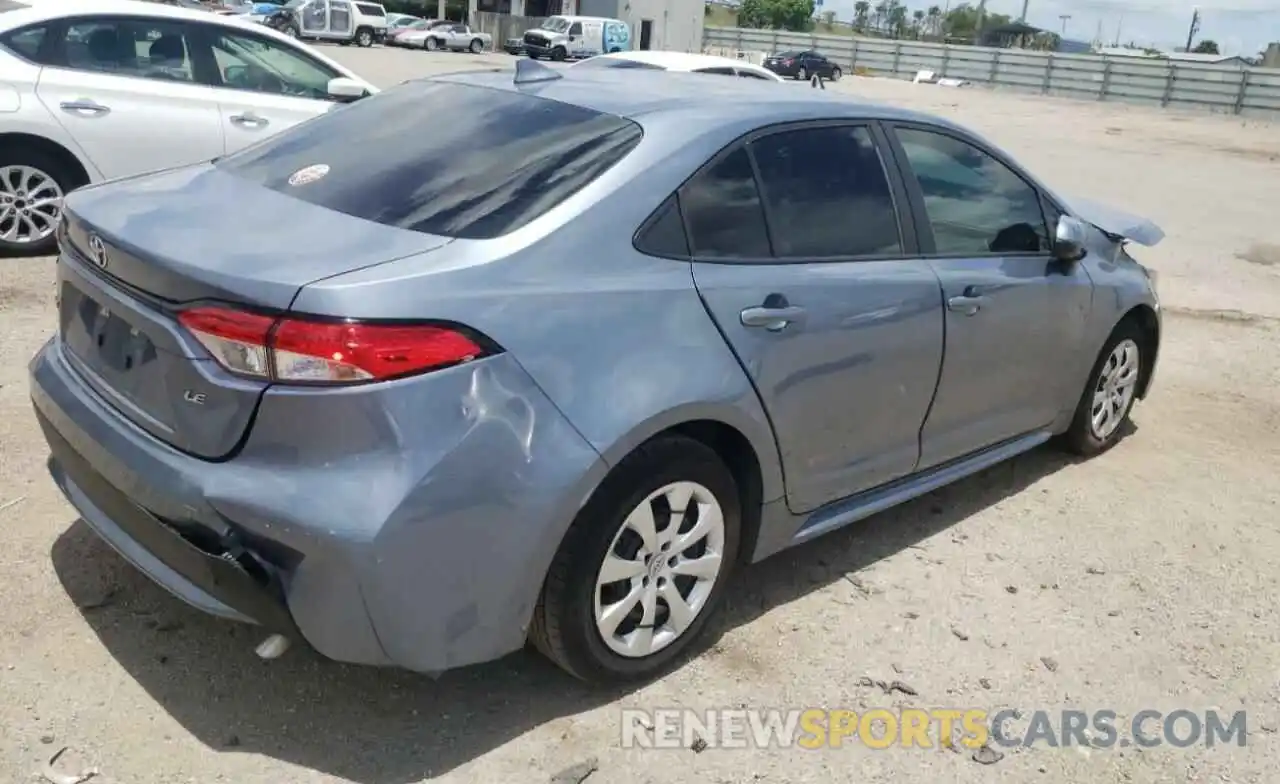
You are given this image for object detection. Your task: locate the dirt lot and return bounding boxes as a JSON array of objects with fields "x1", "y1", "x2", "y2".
[{"x1": 2, "y1": 47, "x2": 1279, "y2": 784}]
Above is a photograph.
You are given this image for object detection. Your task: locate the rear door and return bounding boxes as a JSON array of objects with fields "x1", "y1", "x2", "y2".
[
  {"x1": 687, "y1": 122, "x2": 945, "y2": 514},
  {"x1": 885, "y1": 123, "x2": 1094, "y2": 469},
  {"x1": 200, "y1": 23, "x2": 344, "y2": 155},
  {"x1": 34, "y1": 16, "x2": 225, "y2": 180}
]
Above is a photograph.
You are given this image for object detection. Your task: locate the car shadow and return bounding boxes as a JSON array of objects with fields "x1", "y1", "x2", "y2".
[{"x1": 50, "y1": 439, "x2": 1107, "y2": 783}]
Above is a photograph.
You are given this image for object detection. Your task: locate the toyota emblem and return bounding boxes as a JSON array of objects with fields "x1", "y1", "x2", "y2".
[{"x1": 87, "y1": 233, "x2": 108, "y2": 270}]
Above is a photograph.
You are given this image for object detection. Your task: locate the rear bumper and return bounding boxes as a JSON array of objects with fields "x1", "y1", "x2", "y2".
[{"x1": 30, "y1": 336, "x2": 608, "y2": 673}]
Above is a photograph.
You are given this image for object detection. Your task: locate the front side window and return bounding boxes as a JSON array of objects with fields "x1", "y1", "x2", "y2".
[
  {"x1": 210, "y1": 28, "x2": 340, "y2": 99},
  {"x1": 679, "y1": 147, "x2": 770, "y2": 258},
  {"x1": 895, "y1": 127, "x2": 1049, "y2": 255},
  {"x1": 749, "y1": 125, "x2": 901, "y2": 258},
  {"x1": 216, "y1": 81, "x2": 643, "y2": 240},
  {"x1": 568, "y1": 22, "x2": 583, "y2": 35},
  {"x1": 61, "y1": 19, "x2": 196, "y2": 83}
]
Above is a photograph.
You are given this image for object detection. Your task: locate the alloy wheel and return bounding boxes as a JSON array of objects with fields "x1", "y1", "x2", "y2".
[
  {"x1": 1090, "y1": 338, "x2": 1140, "y2": 440},
  {"x1": 593, "y1": 481, "x2": 726, "y2": 658},
  {"x1": 0, "y1": 165, "x2": 63, "y2": 246}
]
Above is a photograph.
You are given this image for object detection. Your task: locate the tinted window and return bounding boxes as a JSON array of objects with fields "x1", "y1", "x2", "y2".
[
  {"x1": 217, "y1": 81, "x2": 643, "y2": 240},
  {"x1": 573, "y1": 57, "x2": 664, "y2": 70},
  {"x1": 210, "y1": 28, "x2": 340, "y2": 99},
  {"x1": 568, "y1": 22, "x2": 583, "y2": 35},
  {"x1": 634, "y1": 195, "x2": 690, "y2": 258},
  {"x1": 693, "y1": 66, "x2": 736, "y2": 76},
  {"x1": 896, "y1": 127, "x2": 1049, "y2": 255},
  {"x1": 750, "y1": 126, "x2": 901, "y2": 258},
  {"x1": 1, "y1": 24, "x2": 44, "y2": 60},
  {"x1": 356, "y1": 3, "x2": 384, "y2": 14},
  {"x1": 62, "y1": 19, "x2": 195, "y2": 83},
  {"x1": 737, "y1": 69, "x2": 770, "y2": 79},
  {"x1": 679, "y1": 147, "x2": 770, "y2": 258}
]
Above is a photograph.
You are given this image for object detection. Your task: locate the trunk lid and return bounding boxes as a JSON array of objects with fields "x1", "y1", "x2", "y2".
[{"x1": 57, "y1": 164, "x2": 452, "y2": 459}]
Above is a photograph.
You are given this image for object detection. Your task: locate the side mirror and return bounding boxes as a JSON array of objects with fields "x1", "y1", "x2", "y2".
[
  {"x1": 326, "y1": 76, "x2": 368, "y2": 102},
  {"x1": 1053, "y1": 215, "x2": 1088, "y2": 262}
]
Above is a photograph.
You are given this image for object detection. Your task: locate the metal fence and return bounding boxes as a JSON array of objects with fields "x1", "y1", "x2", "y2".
[
  {"x1": 473, "y1": 11, "x2": 547, "y2": 44},
  {"x1": 703, "y1": 26, "x2": 1280, "y2": 117}
]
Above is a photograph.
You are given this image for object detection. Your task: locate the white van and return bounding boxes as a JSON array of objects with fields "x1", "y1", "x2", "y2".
[{"x1": 521, "y1": 15, "x2": 631, "y2": 61}]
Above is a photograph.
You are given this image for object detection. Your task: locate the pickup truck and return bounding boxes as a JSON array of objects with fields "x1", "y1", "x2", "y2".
[{"x1": 422, "y1": 23, "x2": 492, "y2": 53}]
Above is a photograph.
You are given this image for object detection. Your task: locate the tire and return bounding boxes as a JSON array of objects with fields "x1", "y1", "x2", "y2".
[
  {"x1": 1059, "y1": 320, "x2": 1145, "y2": 456},
  {"x1": 469, "y1": 38, "x2": 483, "y2": 53},
  {"x1": 551, "y1": 45, "x2": 566, "y2": 61},
  {"x1": 530, "y1": 435, "x2": 742, "y2": 684},
  {"x1": 830, "y1": 66, "x2": 842, "y2": 81},
  {"x1": 284, "y1": 25, "x2": 299, "y2": 38},
  {"x1": 356, "y1": 28, "x2": 373, "y2": 47},
  {"x1": 425, "y1": 36, "x2": 440, "y2": 51},
  {"x1": 527, "y1": 51, "x2": 539, "y2": 59},
  {"x1": 797, "y1": 67, "x2": 808, "y2": 81},
  {"x1": 0, "y1": 145, "x2": 80, "y2": 256}
]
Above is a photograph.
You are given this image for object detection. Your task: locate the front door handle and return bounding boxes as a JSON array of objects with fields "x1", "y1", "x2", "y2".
[
  {"x1": 230, "y1": 112, "x2": 269, "y2": 128},
  {"x1": 741, "y1": 305, "x2": 807, "y2": 331},
  {"x1": 947, "y1": 294, "x2": 989, "y2": 316},
  {"x1": 59, "y1": 100, "x2": 110, "y2": 116}
]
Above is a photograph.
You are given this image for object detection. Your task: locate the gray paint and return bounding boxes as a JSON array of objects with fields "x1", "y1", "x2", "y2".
[{"x1": 31, "y1": 68, "x2": 1161, "y2": 674}]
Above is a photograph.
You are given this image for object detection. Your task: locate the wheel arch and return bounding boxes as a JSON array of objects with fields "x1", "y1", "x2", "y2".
[
  {"x1": 0, "y1": 131, "x2": 94, "y2": 188},
  {"x1": 1117, "y1": 304, "x2": 1160, "y2": 399}
]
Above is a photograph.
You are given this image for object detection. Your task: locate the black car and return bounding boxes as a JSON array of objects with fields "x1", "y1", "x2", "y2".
[{"x1": 762, "y1": 50, "x2": 843, "y2": 81}]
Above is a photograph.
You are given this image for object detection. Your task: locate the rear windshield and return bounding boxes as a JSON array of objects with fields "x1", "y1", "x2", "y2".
[{"x1": 216, "y1": 81, "x2": 643, "y2": 240}]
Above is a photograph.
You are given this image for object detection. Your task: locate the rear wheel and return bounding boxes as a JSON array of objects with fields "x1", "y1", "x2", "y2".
[
  {"x1": 1060, "y1": 321, "x2": 1145, "y2": 456},
  {"x1": 0, "y1": 147, "x2": 77, "y2": 255},
  {"x1": 469, "y1": 37, "x2": 483, "y2": 53},
  {"x1": 530, "y1": 435, "x2": 741, "y2": 683},
  {"x1": 355, "y1": 27, "x2": 373, "y2": 47}
]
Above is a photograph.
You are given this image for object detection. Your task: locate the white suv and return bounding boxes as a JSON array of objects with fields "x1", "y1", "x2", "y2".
[
  {"x1": 0, "y1": 0, "x2": 376, "y2": 253},
  {"x1": 351, "y1": 1, "x2": 387, "y2": 45}
]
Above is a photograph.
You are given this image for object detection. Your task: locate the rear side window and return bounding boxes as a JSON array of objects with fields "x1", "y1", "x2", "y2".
[
  {"x1": 216, "y1": 81, "x2": 643, "y2": 240},
  {"x1": 693, "y1": 66, "x2": 736, "y2": 76},
  {"x1": 0, "y1": 24, "x2": 44, "y2": 60},
  {"x1": 356, "y1": 3, "x2": 385, "y2": 15},
  {"x1": 749, "y1": 125, "x2": 901, "y2": 258},
  {"x1": 679, "y1": 147, "x2": 770, "y2": 258}
]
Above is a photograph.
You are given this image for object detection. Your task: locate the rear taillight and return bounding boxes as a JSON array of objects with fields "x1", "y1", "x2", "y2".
[{"x1": 178, "y1": 306, "x2": 491, "y2": 385}]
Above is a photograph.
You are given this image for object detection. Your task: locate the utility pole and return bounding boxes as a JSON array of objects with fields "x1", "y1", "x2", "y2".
[
  {"x1": 1018, "y1": 0, "x2": 1029, "y2": 23},
  {"x1": 1093, "y1": 19, "x2": 1102, "y2": 48},
  {"x1": 1183, "y1": 7, "x2": 1201, "y2": 52},
  {"x1": 1058, "y1": 13, "x2": 1070, "y2": 36},
  {"x1": 1113, "y1": 14, "x2": 1124, "y2": 46}
]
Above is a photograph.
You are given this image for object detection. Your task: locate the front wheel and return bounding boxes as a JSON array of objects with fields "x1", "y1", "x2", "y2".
[
  {"x1": 551, "y1": 46, "x2": 566, "y2": 61},
  {"x1": 469, "y1": 38, "x2": 483, "y2": 53},
  {"x1": 425, "y1": 36, "x2": 440, "y2": 51},
  {"x1": 530, "y1": 435, "x2": 741, "y2": 684},
  {"x1": 1060, "y1": 322, "x2": 1145, "y2": 456},
  {"x1": 830, "y1": 66, "x2": 842, "y2": 81},
  {"x1": 355, "y1": 28, "x2": 373, "y2": 47}
]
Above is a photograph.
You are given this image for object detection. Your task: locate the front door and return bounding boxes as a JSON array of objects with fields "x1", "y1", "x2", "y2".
[
  {"x1": 36, "y1": 18, "x2": 224, "y2": 181},
  {"x1": 300, "y1": 0, "x2": 328, "y2": 34},
  {"x1": 888, "y1": 124, "x2": 1093, "y2": 469},
  {"x1": 686, "y1": 123, "x2": 945, "y2": 514},
  {"x1": 204, "y1": 25, "x2": 342, "y2": 155},
  {"x1": 327, "y1": 0, "x2": 355, "y2": 38}
]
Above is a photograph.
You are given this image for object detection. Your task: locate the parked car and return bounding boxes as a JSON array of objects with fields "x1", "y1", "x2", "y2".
[
  {"x1": 0, "y1": 0, "x2": 375, "y2": 253},
  {"x1": 388, "y1": 18, "x2": 449, "y2": 47},
  {"x1": 502, "y1": 35, "x2": 522, "y2": 54},
  {"x1": 523, "y1": 14, "x2": 629, "y2": 60},
  {"x1": 763, "y1": 49, "x2": 842, "y2": 81},
  {"x1": 29, "y1": 61, "x2": 1162, "y2": 685},
  {"x1": 384, "y1": 11, "x2": 418, "y2": 28},
  {"x1": 571, "y1": 50, "x2": 785, "y2": 81},
  {"x1": 265, "y1": 0, "x2": 385, "y2": 47},
  {"x1": 414, "y1": 21, "x2": 489, "y2": 52}
]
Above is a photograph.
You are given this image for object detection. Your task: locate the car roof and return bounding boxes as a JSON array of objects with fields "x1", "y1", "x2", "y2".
[
  {"x1": 585, "y1": 50, "x2": 762, "y2": 72},
  {"x1": 439, "y1": 65, "x2": 947, "y2": 128}
]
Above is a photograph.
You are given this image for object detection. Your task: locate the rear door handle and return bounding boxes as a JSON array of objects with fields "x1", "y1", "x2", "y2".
[
  {"x1": 741, "y1": 305, "x2": 807, "y2": 332},
  {"x1": 59, "y1": 100, "x2": 110, "y2": 116},
  {"x1": 230, "y1": 112, "x2": 269, "y2": 128}
]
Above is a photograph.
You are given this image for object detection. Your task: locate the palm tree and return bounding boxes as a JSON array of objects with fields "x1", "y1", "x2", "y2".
[
  {"x1": 912, "y1": 9, "x2": 925, "y2": 38},
  {"x1": 872, "y1": 1, "x2": 888, "y2": 34},
  {"x1": 926, "y1": 4, "x2": 942, "y2": 37},
  {"x1": 888, "y1": 4, "x2": 908, "y2": 38},
  {"x1": 854, "y1": 0, "x2": 870, "y2": 32}
]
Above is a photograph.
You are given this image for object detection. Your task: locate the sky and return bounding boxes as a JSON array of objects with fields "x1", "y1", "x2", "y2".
[{"x1": 819, "y1": 0, "x2": 1279, "y2": 56}]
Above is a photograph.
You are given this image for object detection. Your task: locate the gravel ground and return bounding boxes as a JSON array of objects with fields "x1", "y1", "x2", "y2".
[{"x1": 1, "y1": 45, "x2": 1279, "y2": 784}]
